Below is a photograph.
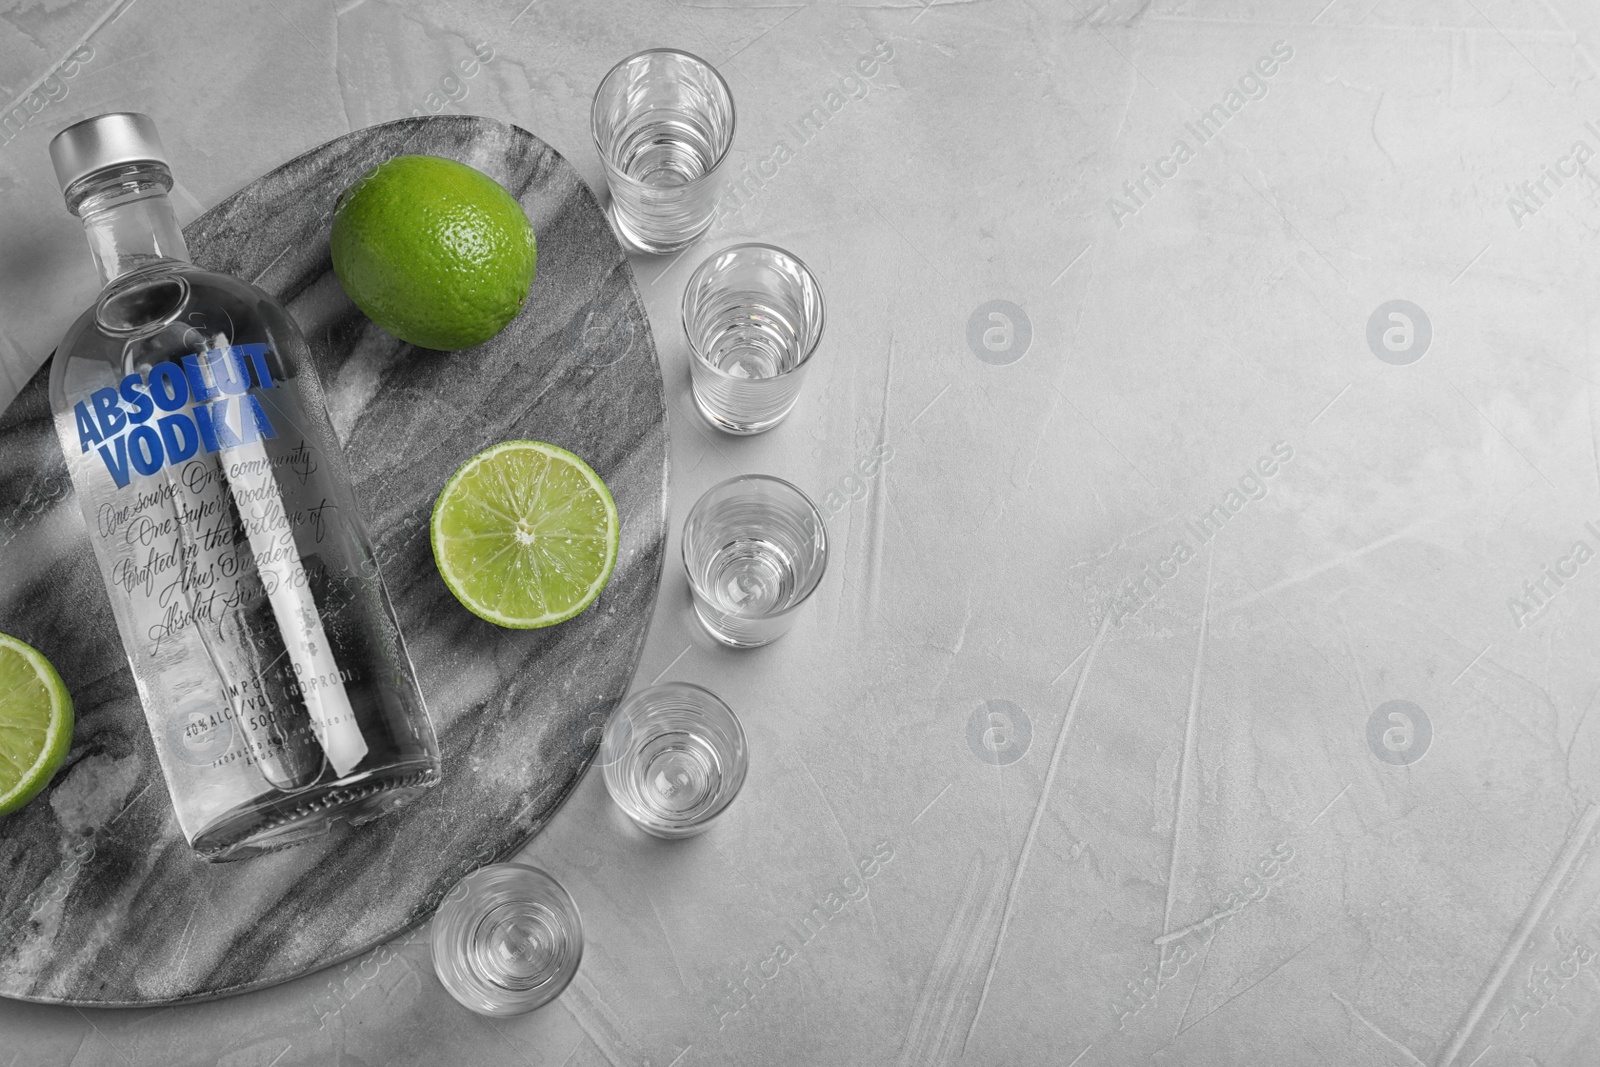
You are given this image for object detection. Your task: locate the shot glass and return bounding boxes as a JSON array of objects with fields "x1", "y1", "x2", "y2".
[
  {"x1": 682, "y1": 243, "x2": 826, "y2": 434},
  {"x1": 591, "y1": 48, "x2": 735, "y2": 254},
  {"x1": 431, "y1": 864, "x2": 583, "y2": 1016},
  {"x1": 601, "y1": 682, "x2": 748, "y2": 838},
  {"x1": 682, "y1": 475, "x2": 828, "y2": 647}
]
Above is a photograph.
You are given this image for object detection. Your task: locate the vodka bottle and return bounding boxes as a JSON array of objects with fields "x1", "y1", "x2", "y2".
[{"x1": 46, "y1": 113, "x2": 440, "y2": 860}]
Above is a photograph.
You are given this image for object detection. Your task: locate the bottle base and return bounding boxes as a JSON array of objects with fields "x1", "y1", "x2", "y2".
[{"x1": 191, "y1": 759, "x2": 440, "y2": 862}]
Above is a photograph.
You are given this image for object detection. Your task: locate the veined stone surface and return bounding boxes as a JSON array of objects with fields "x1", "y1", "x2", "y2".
[{"x1": 0, "y1": 115, "x2": 667, "y2": 1004}]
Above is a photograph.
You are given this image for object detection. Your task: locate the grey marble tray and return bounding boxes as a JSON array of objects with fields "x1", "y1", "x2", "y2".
[{"x1": 0, "y1": 116, "x2": 666, "y2": 1005}]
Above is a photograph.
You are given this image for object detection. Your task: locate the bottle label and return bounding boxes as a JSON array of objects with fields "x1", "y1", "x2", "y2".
[
  {"x1": 70, "y1": 342, "x2": 280, "y2": 488},
  {"x1": 70, "y1": 341, "x2": 370, "y2": 787}
]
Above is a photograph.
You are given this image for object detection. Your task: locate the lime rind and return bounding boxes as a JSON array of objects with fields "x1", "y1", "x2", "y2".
[
  {"x1": 431, "y1": 441, "x2": 620, "y2": 629},
  {"x1": 330, "y1": 154, "x2": 537, "y2": 352},
  {"x1": 0, "y1": 632, "x2": 74, "y2": 816}
]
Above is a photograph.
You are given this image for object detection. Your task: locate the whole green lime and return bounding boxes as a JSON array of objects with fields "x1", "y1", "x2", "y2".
[{"x1": 330, "y1": 154, "x2": 537, "y2": 351}]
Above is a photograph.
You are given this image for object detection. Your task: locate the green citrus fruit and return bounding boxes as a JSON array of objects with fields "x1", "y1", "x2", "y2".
[
  {"x1": 0, "y1": 632, "x2": 74, "y2": 816},
  {"x1": 431, "y1": 441, "x2": 620, "y2": 628},
  {"x1": 330, "y1": 154, "x2": 537, "y2": 351}
]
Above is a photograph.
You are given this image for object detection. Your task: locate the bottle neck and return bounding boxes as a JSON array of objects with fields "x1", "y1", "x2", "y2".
[{"x1": 66, "y1": 163, "x2": 190, "y2": 288}]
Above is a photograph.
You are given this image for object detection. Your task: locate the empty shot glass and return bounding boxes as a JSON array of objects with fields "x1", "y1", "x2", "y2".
[
  {"x1": 591, "y1": 48, "x2": 735, "y2": 254},
  {"x1": 682, "y1": 475, "x2": 828, "y2": 647},
  {"x1": 683, "y1": 243, "x2": 826, "y2": 434},
  {"x1": 431, "y1": 864, "x2": 583, "y2": 1016},
  {"x1": 601, "y1": 682, "x2": 748, "y2": 838}
]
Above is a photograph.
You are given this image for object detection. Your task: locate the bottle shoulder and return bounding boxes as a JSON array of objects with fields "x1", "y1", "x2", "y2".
[
  {"x1": 109, "y1": 260, "x2": 285, "y2": 307},
  {"x1": 51, "y1": 262, "x2": 302, "y2": 407}
]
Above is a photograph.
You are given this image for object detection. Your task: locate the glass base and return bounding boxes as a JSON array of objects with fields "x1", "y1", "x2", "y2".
[
  {"x1": 690, "y1": 388, "x2": 797, "y2": 436},
  {"x1": 692, "y1": 601, "x2": 792, "y2": 648},
  {"x1": 605, "y1": 200, "x2": 712, "y2": 256},
  {"x1": 190, "y1": 759, "x2": 440, "y2": 861},
  {"x1": 432, "y1": 864, "x2": 583, "y2": 1016}
]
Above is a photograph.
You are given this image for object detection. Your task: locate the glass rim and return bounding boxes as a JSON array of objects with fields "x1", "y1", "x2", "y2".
[
  {"x1": 609, "y1": 681, "x2": 749, "y2": 828},
  {"x1": 589, "y1": 47, "x2": 737, "y2": 185},
  {"x1": 431, "y1": 861, "x2": 584, "y2": 1014},
  {"x1": 680, "y1": 243, "x2": 827, "y2": 380},
  {"x1": 443, "y1": 861, "x2": 584, "y2": 927},
  {"x1": 681, "y1": 473, "x2": 830, "y2": 617}
]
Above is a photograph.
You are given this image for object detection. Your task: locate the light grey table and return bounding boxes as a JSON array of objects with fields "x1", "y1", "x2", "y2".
[{"x1": 5, "y1": 1, "x2": 1600, "y2": 1064}]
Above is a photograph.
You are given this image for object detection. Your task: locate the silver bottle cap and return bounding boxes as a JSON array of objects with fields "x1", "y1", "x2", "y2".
[{"x1": 48, "y1": 112, "x2": 168, "y2": 194}]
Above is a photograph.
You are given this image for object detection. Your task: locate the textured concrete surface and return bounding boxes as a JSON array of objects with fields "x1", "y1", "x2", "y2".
[{"x1": 5, "y1": 0, "x2": 1600, "y2": 1064}]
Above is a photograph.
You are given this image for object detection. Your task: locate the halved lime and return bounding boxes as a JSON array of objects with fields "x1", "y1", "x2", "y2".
[
  {"x1": 431, "y1": 441, "x2": 620, "y2": 628},
  {"x1": 0, "y1": 632, "x2": 74, "y2": 816}
]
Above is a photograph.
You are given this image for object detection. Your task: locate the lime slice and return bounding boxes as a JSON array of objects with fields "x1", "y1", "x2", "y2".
[
  {"x1": 0, "y1": 632, "x2": 74, "y2": 816},
  {"x1": 431, "y1": 441, "x2": 620, "y2": 628}
]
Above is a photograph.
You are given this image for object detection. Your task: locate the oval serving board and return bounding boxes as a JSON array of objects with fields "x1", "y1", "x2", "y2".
[{"x1": 0, "y1": 115, "x2": 667, "y2": 1005}]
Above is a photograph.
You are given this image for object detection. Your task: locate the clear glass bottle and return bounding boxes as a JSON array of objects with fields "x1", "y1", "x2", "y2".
[{"x1": 46, "y1": 113, "x2": 440, "y2": 860}]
